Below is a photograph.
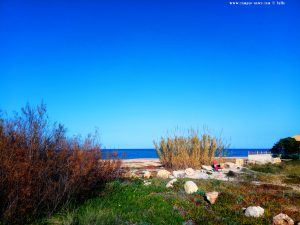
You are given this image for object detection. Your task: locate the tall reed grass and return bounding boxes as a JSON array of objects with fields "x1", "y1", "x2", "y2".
[{"x1": 154, "y1": 129, "x2": 228, "y2": 169}]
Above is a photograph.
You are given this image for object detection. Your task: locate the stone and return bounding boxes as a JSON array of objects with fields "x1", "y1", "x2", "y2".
[
  {"x1": 224, "y1": 162, "x2": 237, "y2": 169},
  {"x1": 184, "y1": 181, "x2": 198, "y2": 194},
  {"x1": 144, "y1": 180, "x2": 151, "y2": 186},
  {"x1": 187, "y1": 171, "x2": 210, "y2": 179},
  {"x1": 183, "y1": 220, "x2": 195, "y2": 225},
  {"x1": 166, "y1": 178, "x2": 178, "y2": 188},
  {"x1": 143, "y1": 170, "x2": 151, "y2": 179},
  {"x1": 272, "y1": 157, "x2": 282, "y2": 164},
  {"x1": 173, "y1": 170, "x2": 186, "y2": 178},
  {"x1": 185, "y1": 168, "x2": 195, "y2": 176},
  {"x1": 244, "y1": 206, "x2": 264, "y2": 218},
  {"x1": 205, "y1": 191, "x2": 219, "y2": 204},
  {"x1": 235, "y1": 158, "x2": 244, "y2": 166},
  {"x1": 124, "y1": 170, "x2": 138, "y2": 178},
  {"x1": 157, "y1": 169, "x2": 171, "y2": 179},
  {"x1": 201, "y1": 165, "x2": 213, "y2": 171},
  {"x1": 272, "y1": 213, "x2": 294, "y2": 225}
]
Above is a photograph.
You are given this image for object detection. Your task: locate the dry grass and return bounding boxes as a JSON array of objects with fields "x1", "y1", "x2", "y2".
[
  {"x1": 154, "y1": 129, "x2": 228, "y2": 169},
  {"x1": 0, "y1": 103, "x2": 121, "y2": 224}
]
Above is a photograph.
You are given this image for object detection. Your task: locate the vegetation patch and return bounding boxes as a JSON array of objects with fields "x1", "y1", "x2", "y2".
[{"x1": 154, "y1": 129, "x2": 228, "y2": 169}]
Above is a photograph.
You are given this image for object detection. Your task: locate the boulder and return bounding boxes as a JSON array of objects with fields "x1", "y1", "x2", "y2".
[
  {"x1": 166, "y1": 178, "x2": 178, "y2": 188},
  {"x1": 201, "y1": 165, "x2": 213, "y2": 171},
  {"x1": 184, "y1": 181, "x2": 198, "y2": 194},
  {"x1": 224, "y1": 162, "x2": 237, "y2": 169},
  {"x1": 185, "y1": 168, "x2": 195, "y2": 176},
  {"x1": 235, "y1": 158, "x2": 244, "y2": 166},
  {"x1": 143, "y1": 170, "x2": 151, "y2": 179},
  {"x1": 157, "y1": 169, "x2": 171, "y2": 179},
  {"x1": 272, "y1": 157, "x2": 282, "y2": 164},
  {"x1": 272, "y1": 213, "x2": 294, "y2": 225},
  {"x1": 173, "y1": 170, "x2": 186, "y2": 178},
  {"x1": 124, "y1": 170, "x2": 138, "y2": 178},
  {"x1": 143, "y1": 180, "x2": 151, "y2": 186},
  {"x1": 244, "y1": 206, "x2": 264, "y2": 218},
  {"x1": 205, "y1": 191, "x2": 219, "y2": 204}
]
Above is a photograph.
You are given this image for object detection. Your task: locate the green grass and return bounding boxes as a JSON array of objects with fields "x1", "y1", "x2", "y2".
[
  {"x1": 43, "y1": 175, "x2": 300, "y2": 225},
  {"x1": 248, "y1": 160, "x2": 300, "y2": 184},
  {"x1": 39, "y1": 161, "x2": 300, "y2": 225}
]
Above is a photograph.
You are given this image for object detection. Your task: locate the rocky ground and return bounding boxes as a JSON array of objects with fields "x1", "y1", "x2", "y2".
[{"x1": 46, "y1": 159, "x2": 300, "y2": 225}]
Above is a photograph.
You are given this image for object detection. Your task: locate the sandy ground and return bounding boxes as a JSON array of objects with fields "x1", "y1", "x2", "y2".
[
  {"x1": 121, "y1": 157, "x2": 247, "y2": 168},
  {"x1": 121, "y1": 158, "x2": 161, "y2": 168}
]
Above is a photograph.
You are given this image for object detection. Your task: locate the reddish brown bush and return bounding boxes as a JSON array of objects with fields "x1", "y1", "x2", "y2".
[{"x1": 0, "y1": 103, "x2": 121, "y2": 224}]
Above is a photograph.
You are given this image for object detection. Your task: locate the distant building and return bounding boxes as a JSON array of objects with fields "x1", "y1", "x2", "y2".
[{"x1": 292, "y1": 135, "x2": 300, "y2": 142}]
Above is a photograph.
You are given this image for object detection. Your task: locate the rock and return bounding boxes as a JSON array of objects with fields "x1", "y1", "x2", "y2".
[
  {"x1": 244, "y1": 206, "x2": 264, "y2": 218},
  {"x1": 201, "y1": 165, "x2": 213, "y2": 171},
  {"x1": 235, "y1": 158, "x2": 244, "y2": 166},
  {"x1": 185, "y1": 168, "x2": 195, "y2": 176},
  {"x1": 173, "y1": 170, "x2": 186, "y2": 178},
  {"x1": 224, "y1": 162, "x2": 237, "y2": 169},
  {"x1": 205, "y1": 191, "x2": 219, "y2": 204},
  {"x1": 187, "y1": 171, "x2": 210, "y2": 179},
  {"x1": 124, "y1": 170, "x2": 138, "y2": 178},
  {"x1": 272, "y1": 157, "x2": 281, "y2": 164},
  {"x1": 272, "y1": 213, "x2": 294, "y2": 225},
  {"x1": 144, "y1": 180, "x2": 151, "y2": 186},
  {"x1": 143, "y1": 170, "x2": 151, "y2": 179},
  {"x1": 166, "y1": 178, "x2": 178, "y2": 188},
  {"x1": 157, "y1": 169, "x2": 171, "y2": 179},
  {"x1": 183, "y1": 220, "x2": 195, "y2": 225},
  {"x1": 184, "y1": 181, "x2": 198, "y2": 194}
]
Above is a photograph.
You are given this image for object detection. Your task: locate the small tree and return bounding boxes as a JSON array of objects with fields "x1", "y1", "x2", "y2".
[{"x1": 271, "y1": 137, "x2": 300, "y2": 159}]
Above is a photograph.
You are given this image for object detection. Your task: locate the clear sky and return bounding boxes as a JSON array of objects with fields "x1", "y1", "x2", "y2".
[{"x1": 1, "y1": 0, "x2": 299, "y2": 149}]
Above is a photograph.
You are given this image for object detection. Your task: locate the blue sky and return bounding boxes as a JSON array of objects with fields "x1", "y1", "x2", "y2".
[{"x1": 0, "y1": 0, "x2": 299, "y2": 148}]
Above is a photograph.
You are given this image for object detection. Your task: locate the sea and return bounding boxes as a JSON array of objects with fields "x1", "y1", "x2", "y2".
[{"x1": 101, "y1": 148, "x2": 270, "y2": 159}]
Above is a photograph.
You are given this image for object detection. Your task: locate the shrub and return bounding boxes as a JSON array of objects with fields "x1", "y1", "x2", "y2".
[
  {"x1": 0, "y1": 103, "x2": 121, "y2": 224},
  {"x1": 271, "y1": 137, "x2": 300, "y2": 159},
  {"x1": 154, "y1": 129, "x2": 228, "y2": 169}
]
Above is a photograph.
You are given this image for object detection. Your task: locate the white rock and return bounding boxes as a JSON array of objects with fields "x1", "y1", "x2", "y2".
[
  {"x1": 124, "y1": 170, "x2": 138, "y2": 178},
  {"x1": 205, "y1": 191, "x2": 219, "y2": 204},
  {"x1": 235, "y1": 158, "x2": 244, "y2": 166},
  {"x1": 157, "y1": 169, "x2": 171, "y2": 179},
  {"x1": 144, "y1": 180, "x2": 151, "y2": 186},
  {"x1": 184, "y1": 181, "x2": 198, "y2": 194},
  {"x1": 224, "y1": 162, "x2": 237, "y2": 169},
  {"x1": 187, "y1": 171, "x2": 210, "y2": 179},
  {"x1": 272, "y1": 213, "x2": 294, "y2": 225},
  {"x1": 185, "y1": 168, "x2": 195, "y2": 176},
  {"x1": 201, "y1": 165, "x2": 213, "y2": 171},
  {"x1": 272, "y1": 157, "x2": 281, "y2": 164},
  {"x1": 166, "y1": 178, "x2": 178, "y2": 188},
  {"x1": 143, "y1": 170, "x2": 151, "y2": 179},
  {"x1": 173, "y1": 170, "x2": 186, "y2": 178},
  {"x1": 244, "y1": 206, "x2": 264, "y2": 218}
]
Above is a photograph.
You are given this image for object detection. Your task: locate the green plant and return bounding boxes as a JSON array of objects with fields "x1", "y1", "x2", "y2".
[
  {"x1": 250, "y1": 163, "x2": 283, "y2": 174},
  {"x1": 154, "y1": 129, "x2": 228, "y2": 169}
]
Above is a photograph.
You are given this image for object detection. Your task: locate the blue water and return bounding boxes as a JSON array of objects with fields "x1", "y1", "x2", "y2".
[{"x1": 102, "y1": 148, "x2": 270, "y2": 159}]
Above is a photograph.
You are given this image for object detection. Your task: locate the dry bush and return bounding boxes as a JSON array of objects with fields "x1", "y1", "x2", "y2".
[
  {"x1": 0, "y1": 103, "x2": 121, "y2": 224},
  {"x1": 154, "y1": 129, "x2": 228, "y2": 169}
]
